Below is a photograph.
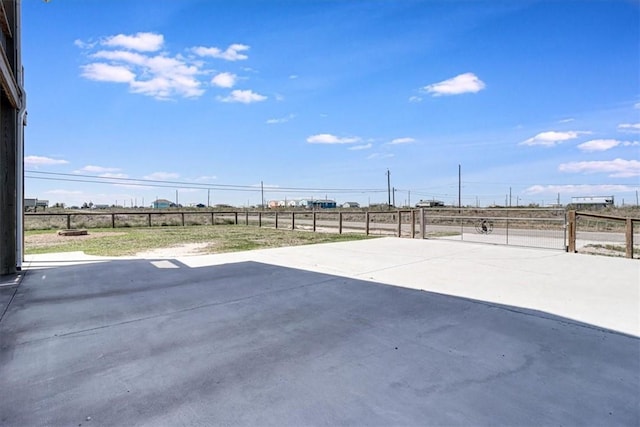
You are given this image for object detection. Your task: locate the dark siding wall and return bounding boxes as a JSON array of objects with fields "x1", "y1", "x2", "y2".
[{"x1": 0, "y1": 0, "x2": 21, "y2": 275}]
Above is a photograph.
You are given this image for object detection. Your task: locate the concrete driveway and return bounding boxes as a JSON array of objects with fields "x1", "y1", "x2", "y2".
[{"x1": 1, "y1": 238, "x2": 638, "y2": 426}]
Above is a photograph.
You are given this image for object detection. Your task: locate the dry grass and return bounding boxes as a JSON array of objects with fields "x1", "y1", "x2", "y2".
[{"x1": 25, "y1": 225, "x2": 375, "y2": 257}]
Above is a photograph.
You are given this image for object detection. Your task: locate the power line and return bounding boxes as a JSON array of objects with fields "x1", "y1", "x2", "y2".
[{"x1": 25, "y1": 170, "x2": 387, "y2": 194}]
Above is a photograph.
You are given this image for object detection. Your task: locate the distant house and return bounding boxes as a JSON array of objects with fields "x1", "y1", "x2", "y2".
[
  {"x1": 307, "y1": 199, "x2": 337, "y2": 209},
  {"x1": 24, "y1": 198, "x2": 37, "y2": 212},
  {"x1": 93, "y1": 204, "x2": 109, "y2": 209},
  {"x1": 571, "y1": 196, "x2": 614, "y2": 210},
  {"x1": 416, "y1": 200, "x2": 444, "y2": 208},
  {"x1": 342, "y1": 202, "x2": 360, "y2": 209},
  {"x1": 153, "y1": 199, "x2": 175, "y2": 209}
]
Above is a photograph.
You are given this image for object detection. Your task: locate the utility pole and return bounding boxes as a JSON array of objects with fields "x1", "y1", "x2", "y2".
[
  {"x1": 392, "y1": 187, "x2": 396, "y2": 207},
  {"x1": 386, "y1": 169, "x2": 391, "y2": 208},
  {"x1": 175, "y1": 190, "x2": 179, "y2": 206},
  {"x1": 458, "y1": 164, "x2": 461, "y2": 209},
  {"x1": 207, "y1": 189, "x2": 211, "y2": 207}
]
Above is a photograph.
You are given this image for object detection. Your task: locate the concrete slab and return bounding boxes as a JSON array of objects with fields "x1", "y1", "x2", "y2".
[{"x1": 3, "y1": 238, "x2": 639, "y2": 425}]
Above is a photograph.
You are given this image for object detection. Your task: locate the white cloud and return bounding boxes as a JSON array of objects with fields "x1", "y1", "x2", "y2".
[
  {"x1": 266, "y1": 114, "x2": 295, "y2": 124},
  {"x1": 81, "y1": 63, "x2": 135, "y2": 83},
  {"x1": 211, "y1": 72, "x2": 237, "y2": 88},
  {"x1": 80, "y1": 40, "x2": 205, "y2": 99},
  {"x1": 218, "y1": 89, "x2": 267, "y2": 104},
  {"x1": 520, "y1": 130, "x2": 590, "y2": 147},
  {"x1": 144, "y1": 172, "x2": 180, "y2": 180},
  {"x1": 289, "y1": 75, "x2": 298, "y2": 79},
  {"x1": 558, "y1": 118, "x2": 575, "y2": 123},
  {"x1": 523, "y1": 184, "x2": 636, "y2": 195},
  {"x1": 389, "y1": 137, "x2": 415, "y2": 145},
  {"x1": 306, "y1": 134, "x2": 361, "y2": 144},
  {"x1": 100, "y1": 173, "x2": 129, "y2": 179},
  {"x1": 367, "y1": 153, "x2": 395, "y2": 160},
  {"x1": 75, "y1": 165, "x2": 121, "y2": 173},
  {"x1": 408, "y1": 96, "x2": 423, "y2": 103},
  {"x1": 25, "y1": 155, "x2": 69, "y2": 166},
  {"x1": 559, "y1": 158, "x2": 640, "y2": 178},
  {"x1": 422, "y1": 72, "x2": 485, "y2": 96},
  {"x1": 634, "y1": 103, "x2": 640, "y2": 109},
  {"x1": 348, "y1": 143, "x2": 372, "y2": 151},
  {"x1": 618, "y1": 123, "x2": 640, "y2": 133},
  {"x1": 78, "y1": 34, "x2": 256, "y2": 100},
  {"x1": 194, "y1": 175, "x2": 217, "y2": 182},
  {"x1": 45, "y1": 189, "x2": 84, "y2": 195},
  {"x1": 102, "y1": 32, "x2": 164, "y2": 52},
  {"x1": 577, "y1": 139, "x2": 639, "y2": 152},
  {"x1": 192, "y1": 43, "x2": 250, "y2": 61}
]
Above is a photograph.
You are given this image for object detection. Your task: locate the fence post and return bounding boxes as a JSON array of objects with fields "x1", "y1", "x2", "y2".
[
  {"x1": 234, "y1": 212, "x2": 238, "y2": 225},
  {"x1": 245, "y1": 211, "x2": 249, "y2": 226},
  {"x1": 258, "y1": 212, "x2": 262, "y2": 228},
  {"x1": 568, "y1": 210, "x2": 576, "y2": 253},
  {"x1": 66, "y1": 214, "x2": 71, "y2": 230},
  {"x1": 339, "y1": 212, "x2": 343, "y2": 234},
  {"x1": 397, "y1": 210, "x2": 401, "y2": 237},
  {"x1": 313, "y1": 211, "x2": 317, "y2": 232},
  {"x1": 626, "y1": 218, "x2": 634, "y2": 259},
  {"x1": 275, "y1": 212, "x2": 279, "y2": 229},
  {"x1": 181, "y1": 213, "x2": 185, "y2": 226},
  {"x1": 112, "y1": 213, "x2": 115, "y2": 229},
  {"x1": 411, "y1": 210, "x2": 416, "y2": 238},
  {"x1": 506, "y1": 210, "x2": 509, "y2": 245},
  {"x1": 211, "y1": 212, "x2": 215, "y2": 225},
  {"x1": 420, "y1": 208, "x2": 425, "y2": 239},
  {"x1": 291, "y1": 212, "x2": 295, "y2": 230},
  {"x1": 148, "y1": 213, "x2": 152, "y2": 227},
  {"x1": 365, "y1": 212, "x2": 369, "y2": 236}
]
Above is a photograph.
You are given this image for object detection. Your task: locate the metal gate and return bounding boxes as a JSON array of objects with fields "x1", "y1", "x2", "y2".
[{"x1": 419, "y1": 208, "x2": 567, "y2": 251}]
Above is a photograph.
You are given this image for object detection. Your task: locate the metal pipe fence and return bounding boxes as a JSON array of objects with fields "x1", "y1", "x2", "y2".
[{"x1": 26, "y1": 208, "x2": 638, "y2": 256}]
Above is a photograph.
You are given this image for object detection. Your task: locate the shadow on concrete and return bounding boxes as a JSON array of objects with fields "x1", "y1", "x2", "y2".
[{"x1": 1, "y1": 259, "x2": 638, "y2": 426}]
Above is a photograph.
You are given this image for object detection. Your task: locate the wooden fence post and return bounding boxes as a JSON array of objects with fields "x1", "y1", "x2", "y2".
[
  {"x1": 420, "y1": 208, "x2": 425, "y2": 239},
  {"x1": 339, "y1": 212, "x2": 343, "y2": 234},
  {"x1": 313, "y1": 212, "x2": 317, "y2": 232},
  {"x1": 66, "y1": 214, "x2": 71, "y2": 230},
  {"x1": 568, "y1": 210, "x2": 576, "y2": 253},
  {"x1": 211, "y1": 212, "x2": 215, "y2": 225},
  {"x1": 245, "y1": 211, "x2": 249, "y2": 225},
  {"x1": 397, "y1": 210, "x2": 401, "y2": 237},
  {"x1": 291, "y1": 212, "x2": 295, "y2": 230},
  {"x1": 365, "y1": 212, "x2": 370, "y2": 236},
  {"x1": 181, "y1": 213, "x2": 185, "y2": 226},
  {"x1": 626, "y1": 218, "x2": 634, "y2": 259},
  {"x1": 258, "y1": 212, "x2": 262, "y2": 228},
  {"x1": 148, "y1": 213, "x2": 152, "y2": 227},
  {"x1": 234, "y1": 212, "x2": 238, "y2": 225},
  {"x1": 111, "y1": 213, "x2": 116, "y2": 229},
  {"x1": 411, "y1": 210, "x2": 416, "y2": 238},
  {"x1": 275, "y1": 212, "x2": 279, "y2": 229}
]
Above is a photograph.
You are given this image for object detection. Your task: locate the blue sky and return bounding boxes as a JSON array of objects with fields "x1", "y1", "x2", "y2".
[{"x1": 23, "y1": 0, "x2": 639, "y2": 208}]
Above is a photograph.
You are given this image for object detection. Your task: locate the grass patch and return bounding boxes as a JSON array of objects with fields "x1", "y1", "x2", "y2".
[{"x1": 25, "y1": 225, "x2": 376, "y2": 257}]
